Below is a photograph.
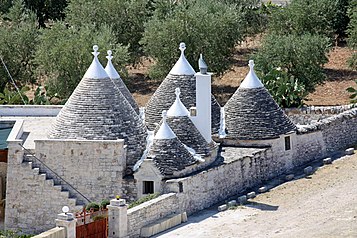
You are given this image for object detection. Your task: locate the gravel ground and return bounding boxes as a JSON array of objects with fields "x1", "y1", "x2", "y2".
[{"x1": 155, "y1": 152, "x2": 357, "y2": 238}]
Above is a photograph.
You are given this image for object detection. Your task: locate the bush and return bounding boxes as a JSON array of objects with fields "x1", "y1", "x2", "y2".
[
  {"x1": 260, "y1": 67, "x2": 307, "y2": 108},
  {"x1": 141, "y1": 0, "x2": 245, "y2": 79},
  {"x1": 65, "y1": 0, "x2": 152, "y2": 61},
  {"x1": 0, "y1": 0, "x2": 39, "y2": 94},
  {"x1": 268, "y1": 0, "x2": 348, "y2": 39},
  {"x1": 86, "y1": 202, "x2": 100, "y2": 211},
  {"x1": 100, "y1": 199, "x2": 110, "y2": 209},
  {"x1": 253, "y1": 33, "x2": 330, "y2": 106},
  {"x1": 34, "y1": 22, "x2": 129, "y2": 100},
  {"x1": 347, "y1": 80, "x2": 357, "y2": 104},
  {"x1": 128, "y1": 193, "x2": 159, "y2": 209}
]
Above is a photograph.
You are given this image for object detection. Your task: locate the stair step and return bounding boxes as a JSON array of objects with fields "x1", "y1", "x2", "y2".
[{"x1": 33, "y1": 168, "x2": 40, "y2": 175}]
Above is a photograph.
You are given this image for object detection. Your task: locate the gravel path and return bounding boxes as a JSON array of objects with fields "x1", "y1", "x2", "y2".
[{"x1": 156, "y1": 152, "x2": 357, "y2": 238}]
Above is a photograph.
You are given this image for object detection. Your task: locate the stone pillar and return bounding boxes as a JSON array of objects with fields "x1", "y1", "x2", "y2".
[
  {"x1": 55, "y1": 213, "x2": 76, "y2": 238},
  {"x1": 7, "y1": 140, "x2": 24, "y2": 164},
  {"x1": 108, "y1": 198, "x2": 128, "y2": 238}
]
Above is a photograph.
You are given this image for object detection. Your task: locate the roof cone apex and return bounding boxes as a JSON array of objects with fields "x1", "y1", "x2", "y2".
[
  {"x1": 155, "y1": 111, "x2": 177, "y2": 139},
  {"x1": 169, "y1": 42, "x2": 195, "y2": 75},
  {"x1": 83, "y1": 45, "x2": 109, "y2": 79},
  {"x1": 167, "y1": 88, "x2": 190, "y2": 117},
  {"x1": 105, "y1": 50, "x2": 121, "y2": 79},
  {"x1": 240, "y1": 60, "x2": 264, "y2": 89}
]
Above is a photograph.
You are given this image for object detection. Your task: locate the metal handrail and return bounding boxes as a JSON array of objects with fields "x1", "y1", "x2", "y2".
[{"x1": 19, "y1": 143, "x2": 91, "y2": 204}]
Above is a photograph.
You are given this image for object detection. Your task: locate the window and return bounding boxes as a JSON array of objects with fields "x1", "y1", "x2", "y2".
[
  {"x1": 143, "y1": 181, "x2": 154, "y2": 194},
  {"x1": 190, "y1": 107, "x2": 197, "y2": 117},
  {"x1": 179, "y1": 182, "x2": 183, "y2": 193},
  {"x1": 285, "y1": 136, "x2": 291, "y2": 151}
]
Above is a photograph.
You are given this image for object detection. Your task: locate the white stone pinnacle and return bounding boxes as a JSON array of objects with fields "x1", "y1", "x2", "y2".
[
  {"x1": 154, "y1": 110, "x2": 176, "y2": 140},
  {"x1": 105, "y1": 49, "x2": 121, "y2": 79},
  {"x1": 169, "y1": 42, "x2": 196, "y2": 75},
  {"x1": 83, "y1": 45, "x2": 109, "y2": 79},
  {"x1": 239, "y1": 60, "x2": 264, "y2": 89},
  {"x1": 167, "y1": 88, "x2": 190, "y2": 117}
]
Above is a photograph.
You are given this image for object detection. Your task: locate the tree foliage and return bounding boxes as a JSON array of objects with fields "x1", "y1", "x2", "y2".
[
  {"x1": 141, "y1": 0, "x2": 245, "y2": 79},
  {"x1": 0, "y1": 0, "x2": 39, "y2": 93},
  {"x1": 254, "y1": 33, "x2": 330, "y2": 107},
  {"x1": 65, "y1": 0, "x2": 152, "y2": 61},
  {"x1": 268, "y1": 0, "x2": 349, "y2": 39},
  {"x1": 347, "y1": 0, "x2": 357, "y2": 69},
  {"x1": 34, "y1": 22, "x2": 129, "y2": 99}
]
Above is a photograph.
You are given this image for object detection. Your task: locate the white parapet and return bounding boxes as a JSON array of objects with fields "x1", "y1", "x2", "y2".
[{"x1": 191, "y1": 72, "x2": 212, "y2": 143}]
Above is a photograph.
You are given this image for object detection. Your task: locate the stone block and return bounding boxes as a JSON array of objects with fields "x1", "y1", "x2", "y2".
[
  {"x1": 285, "y1": 174, "x2": 294, "y2": 181},
  {"x1": 304, "y1": 166, "x2": 313, "y2": 175},
  {"x1": 258, "y1": 186, "x2": 267, "y2": 193},
  {"x1": 345, "y1": 148, "x2": 355, "y2": 155},
  {"x1": 218, "y1": 204, "x2": 227, "y2": 212},
  {"x1": 247, "y1": 192, "x2": 256, "y2": 199},
  {"x1": 227, "y1": 200, "x2": 237, "y2": 207},
  {"x1": 323, "y1": 158, "x2": 332, "y2": 165},
  {"x1": 238, "y1": 195, "x2": 247, "y2": 205},
  {"x1": 181, "y1": 212, "x2": 188, "y2": 223}
]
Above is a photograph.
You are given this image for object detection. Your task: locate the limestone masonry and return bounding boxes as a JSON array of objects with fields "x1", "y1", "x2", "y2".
[{"x1": 0, "y1": 43, "x2": 356, "y2": 235}]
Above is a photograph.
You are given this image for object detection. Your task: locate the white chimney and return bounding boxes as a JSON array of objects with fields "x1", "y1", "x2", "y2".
[{"x1": 190, "y1": 54, "x2": 212, "y2": 143}]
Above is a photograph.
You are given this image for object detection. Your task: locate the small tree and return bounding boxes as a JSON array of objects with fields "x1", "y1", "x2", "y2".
[
  {"x1": 141, "y1": 0, "x2": 245, "y2": 79},
  {"x1": 347, "y1": 80, "x2": 357, "y2": 104},
  {"x1": 268, "y1": 0, "x2": 348, "y2": 39},
  {"x1": 34, "y1": 22, "x2": 129, "y2": 100},
  {"x1": 254, "y1": 33, "x2": 330, "y2": 107},
  {"x1": 0, "y1": 0, "x2": 39, "y2": 94}
]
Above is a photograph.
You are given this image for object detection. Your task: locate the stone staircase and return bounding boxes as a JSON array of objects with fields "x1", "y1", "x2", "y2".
[{"x1": 22, "y1": 153, "x2": 88, "y2": 208}]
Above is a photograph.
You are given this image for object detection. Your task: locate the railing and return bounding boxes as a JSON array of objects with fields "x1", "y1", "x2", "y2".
[{"x1": 19, "y1": 143, "x2": 91, "y2": 204}]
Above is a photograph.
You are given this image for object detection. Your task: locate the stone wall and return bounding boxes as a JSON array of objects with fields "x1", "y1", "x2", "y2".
[
  {"x1": 298, "y1": 108, "x2": 357, "y2": 152},
  {"x1": 0, "y1": 162, "x2": 7, "y2": 199},
  {"x1": 34, "y1": 139, "x2": 126, "y2": 201},
  {"x1": 285, "y1": 105, "x2": 355, "y2": 125},
  {"x1": 293, "y1": 131, "x2": 325, "y2": 167},
  {"x1": 127, "y1": 193, "x2": 179, "y2": 237},
  {"x1": 32, "y1": 227, "x2": 66, "y2": 238},
  {"x1": 5, "y1": 142, "x2": 81, "y2": 234}
]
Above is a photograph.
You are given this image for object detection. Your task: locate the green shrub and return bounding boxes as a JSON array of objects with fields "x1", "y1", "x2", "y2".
[
  {"x1": 260, "y1": 67, "x2": 307, "y2": 108},
  {"x1": 141, "y1": 0, "x2": 245, "y2": 79},
  {"x1": 100, "y1": 199, "x2": 110, "y2": 209},
  {"x1": 65, "y1": 0, "x2": 152, "y2": 61},
  {"x1": 0, "y1": 229, "x2": 33, "y2": 237},
  {"x1": 254, "y1": 33, "x2": 330, "y2": 96},
  {"x1": 0, "y1": 0, "x2": 39, "y2": 94},
  {"x1": 86, "y1": 202, "x2": 100, "y2": 211},
  {"x1": 128, "y1": 193, "x2": 159, "y2": 209},
  {"x1": 0, "y1": 86, "x2": 29, "y2": 105},
  {"x1": 268, "y1": 0, "x2": 348, "y2": 38},
  {"x1": 34, "y1": 22, "x2": 129, "y2": 100},
  {"x1": 347, "y1": 80, "x2": 357, "y2": 104}
]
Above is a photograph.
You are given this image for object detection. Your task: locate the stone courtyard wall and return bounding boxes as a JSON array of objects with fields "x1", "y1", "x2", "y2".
[
  {"x1": 285, "y1": 104, "x2": 355, "y2": 125},
  {"x1": 34, "y1": 139, "x2": 126, "y2": 201},
  {"x1": 127, "y1": 193, "x2": 179, "y2": 237}
]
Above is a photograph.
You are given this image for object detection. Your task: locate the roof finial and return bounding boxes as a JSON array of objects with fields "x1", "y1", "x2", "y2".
[
  {"x1": 249, "y1": 60, "x2": 254, "y2": 70},
  {"x1": 92, "y1": 45, "x2": 99, "y2": 57},
  {"x1": 179, "y1": 42, "x2": 186, "y2": 55},
  {"x1": 175, "y1": 88, "x2": 181, "y2": 98},
  {"x1": 106, "y1": 50, "x2": 113, "y2": 61},
  {"x1": 199, "y1": 54, "x2": 208, "y2": 74},
  {"x1": 162, "y1": 110, "x2": 168, "y2": 121}
]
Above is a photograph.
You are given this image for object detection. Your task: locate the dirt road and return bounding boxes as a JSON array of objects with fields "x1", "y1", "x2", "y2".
[{"x1": 156, "y1": 152, "x2": 357, "y2": 238}]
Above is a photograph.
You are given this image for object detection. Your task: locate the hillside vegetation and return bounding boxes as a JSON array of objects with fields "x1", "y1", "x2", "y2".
[{"x1": 0, "y1": 0, "x2": 356, "y2": 107}]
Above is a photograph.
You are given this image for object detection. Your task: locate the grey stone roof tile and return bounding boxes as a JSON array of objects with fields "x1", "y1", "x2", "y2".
[{"x1": 224, "y1": 87, "x2": 296, "y2": 140}]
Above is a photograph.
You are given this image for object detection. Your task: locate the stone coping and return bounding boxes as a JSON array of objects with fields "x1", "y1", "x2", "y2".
[
  {"x1": 284, "y1": 104, "x2": 356, "y2": 115},
  {"x1": 0, "y1": 105, "x2": 62, "y2": 117}
]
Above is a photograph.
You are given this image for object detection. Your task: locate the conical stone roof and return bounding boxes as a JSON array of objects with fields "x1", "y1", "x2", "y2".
[
  {"x1": 48, "y1": 45, "x2": 147, "y2": 166},
  {"x1": 224, "y1": 60, "x2": 296, "y2": 140},
  {"x1": 145, "y1": 43, "x2": 221, "y2": 133},
  {"x1": 156, "y1": 88, "x2": 211, "y2": 156},
  {"x1": 105, "y1": 50, "x2": 140, "y2": 114},
  {"x1": 147, "y1": 111, "x2": 197, "y2": 177}
]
